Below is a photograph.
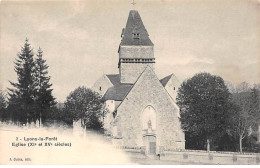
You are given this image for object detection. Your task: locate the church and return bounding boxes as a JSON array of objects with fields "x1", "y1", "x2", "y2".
[{"x1": 92, "y1": 10, "x2": 185, "y2": 155}]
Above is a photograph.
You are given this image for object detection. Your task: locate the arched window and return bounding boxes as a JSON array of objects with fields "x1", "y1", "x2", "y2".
[{"x1": 141, "y1": 106, "x2": 156, "y2": 130}]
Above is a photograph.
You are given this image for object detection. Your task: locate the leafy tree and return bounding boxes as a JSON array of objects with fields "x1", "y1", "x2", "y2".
[
  {"x1": 249, "y1": 87, "x2": 260, "y2": 129},
  {"x1": 229, "y1": 93, "x2": 250, "y2": 153},
  {"x1": 236, "y1": 82, "x2": 251, "y2": 93},
  {"x1": 44, "y1": 105, "x2": 73, "y2": 126},
  {"x1": 254, "y1": 83, "x2": 260, "y2": 90},
  {"x1": 225, "y1": 81, "x2": 236, "y2": 94},
  {"x1": 64, "y1": 86, "x2": 106, "y2": 130},
  {"x1": 177, "y1": 73, "x2": 231, "y2": 151},
  {"x1": 34, "y1": 47, "x2": 56, "y2": 122},
  {"x1": 8, "y1": 38, "x2": 36, "y2": 123},
  {"x1": 230, "y1": 87, "x2": 260, "y2": 152}
]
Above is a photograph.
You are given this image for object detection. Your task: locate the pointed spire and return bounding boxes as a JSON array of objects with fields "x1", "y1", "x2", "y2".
[{"x1": 120, "y1": 10, "x2": 153, "y2": 46}]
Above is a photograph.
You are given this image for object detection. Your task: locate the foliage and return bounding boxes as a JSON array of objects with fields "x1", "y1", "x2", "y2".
[
  {"x1": 0, "y1": 90, "x2": 7, "y2": 110},
  {"x1": 236, "y1": 82, "x2": 251, "y2": 93},
  {"x1": 229, "y1": 87, "x2": 260, "y2": 152},
  {"x1": 249, "y1": 87, "x2": 260, "y2": 130},
  {"x1": 6, "y1": 38, "x2": 55, "y2": 124},
  {"x1": 8, "y1": 38, "x2": 36, "y2": 122},
  {"x1": 177, "y1": 72, "x2": 232, "y2": 150},
  {"x1": 184, "y1": 133, "x2": 206, "y2": 150},
  {"x1": 64, "y1": 86, "x2": 106, "y2": 130},
  {"x1": 34, "y1": 47, "x2": 56, "y2": 121},
  {"x1": 243, "y1": 134, "x2": 260, "y2": 153},
  {"x1": 216, "y1": 133, "x2": 236, "y2": 152},
  {"x1": 0, "y1": 90, "x2": 8, "y2": 120},
  {"x1": 44, "y1": 105, "x2": 73, "y2": 125}
]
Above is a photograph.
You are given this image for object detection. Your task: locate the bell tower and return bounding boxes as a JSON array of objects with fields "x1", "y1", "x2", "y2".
[{"x1": 118, "y1": 10, "x2": 155, "y2": 84}]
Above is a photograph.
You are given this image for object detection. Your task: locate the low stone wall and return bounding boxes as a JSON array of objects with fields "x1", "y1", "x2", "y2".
[
  {"x1": 114, "y1": 146, "x2": 146, "y2": 159},
  {"x1": 161, "y1": 150, "x2": 260, "y2": 165},
  {"x1": 114, "y1": 146, "x2": 260, "y2": 164}
]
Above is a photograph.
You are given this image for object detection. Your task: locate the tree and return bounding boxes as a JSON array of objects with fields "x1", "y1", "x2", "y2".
[
  {"x1": 249, "y1": 87, "x2": 260, "y2": 132},
  {"x1": 0, "y1": 90, "x2": 8, "y2": 120},
  {"x1": 225, "y1": 81, "x2": 252, "y2": 94},
  {"x1": 229, "y1": 93, "x2": 249, "y2": 153},
  {"x1": 34, "y1": 47, "x2": 56, "y2": 123},
  {"x1": 225, "y1": 81, "x2": 236, "y2": 94},
  {"x1": 229, "y1": 87, "x2": 260, "y2": 153},
  {"x1": 0, "y1": 90, "x2": 7, "y2": 110},
  {"x1": 236, "y1": 82, "x2": 251, "y2": 93},
  {"x1": 177, "y1": 73, "x2": 231, "y2": 151},
  {"x1": 7, "y1": 39, "x2": 56, "y2": 124},
  {"x1": 8, "y1": 38, "x2": 36, "y2": 123},
  {"x1": 253, "y1": 83, "x2": 260, "y2": 90},
  {"x1": 64, "y1": 86, "x2": 106, "y2": 130}
]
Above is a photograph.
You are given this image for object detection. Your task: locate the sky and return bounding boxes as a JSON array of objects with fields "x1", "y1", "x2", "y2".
[{"x1": 0, "y1": 0, "x2": 260, "y2": 102}]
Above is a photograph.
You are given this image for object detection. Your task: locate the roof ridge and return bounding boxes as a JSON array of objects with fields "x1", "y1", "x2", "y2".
[{"x1": 115, "y1": 65, "x2": 179, "y2": 114}]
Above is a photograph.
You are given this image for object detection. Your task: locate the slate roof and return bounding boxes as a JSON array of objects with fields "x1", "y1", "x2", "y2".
[
  {"x1": 106, "y1": 74, "x2": 120, "y2": 86},
  {"x1": 120, "y1": 10, "x2": 153, "y2": 46},
  {"x1": 103, "y1": 84, "x2": 133, "y2": 101},
  {"x1": 160, "y1": 74, "x2": 173, "y2": 87},
  {"x1": 103, "y1": 73, "x2": 175, "y2": 101}
]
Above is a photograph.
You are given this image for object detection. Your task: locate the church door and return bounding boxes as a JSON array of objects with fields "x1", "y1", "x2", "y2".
[
  {"x1": 145, "y1": 135, "x2": 156, "y2": 155},
  {"x1": 149, "y1": 142, "x2": 156, "y2": 154}
]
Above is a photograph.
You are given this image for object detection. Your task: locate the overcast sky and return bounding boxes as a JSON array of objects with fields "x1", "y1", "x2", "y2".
[{"x1": 1, "y1": 0, "x2": 260, "y2": 102}]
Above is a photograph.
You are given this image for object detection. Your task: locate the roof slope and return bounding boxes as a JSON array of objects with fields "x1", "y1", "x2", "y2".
[
  {"x1": 160, "y1": 74, "x2": 172, "y2": 87},
  {"x1": 103, "y1": 73, "x2": 178, "y2": 101},
  {"x1": 103, "y1": 73, "x2": 181, "y2": 101},
  {"x1": 120, "y1": 10, "x2": 153, "y2": 46},
  {"x1": 116, "y1": 66, "x2": 179, "y2": 113},
  {"x1": 103, "y1": 84, "x2": 133, "y2": 101},
  {"x1": 160, "y1": 73, "x2": 181, "y2": 87},
  {"x1": 106, "y1": 74, "x2": 120, "y2": 86}
]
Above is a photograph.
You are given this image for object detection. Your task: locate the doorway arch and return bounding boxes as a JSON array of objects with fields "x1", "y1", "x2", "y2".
[{"x1": 141, "y1": 105, "x2": 157, "y2": 155}]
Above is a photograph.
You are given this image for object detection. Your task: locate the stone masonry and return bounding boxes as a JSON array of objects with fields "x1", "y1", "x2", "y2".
[
  {"x1": 115, "y1": 66, "x2": 185, "y2": 152},
  {"x1": 91, "y1": 10, "x2": 186, "y2": 155}
]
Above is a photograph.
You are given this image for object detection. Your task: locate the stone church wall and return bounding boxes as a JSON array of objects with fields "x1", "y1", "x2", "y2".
[
  {"x1": 116, "y1": 67, "x2": 185, "y2": 152},
  {"x1": 92, "y1": 75, "x2": 113, "y2": 96},
  {"x1": 103, "y1": 100, "x2": 122, "y2": 134},
  {"x1": 164, "y1": 76, "x2": 181, "y2": 102},
  {"x1": 120, "y1": 63, "x2": 154, "y2": 84},
  {"x1": 119, "y1": 46, "x2": 154, "y2": 84},
  {"x1": 119, "y1": 46, "x2": 154, "y2": 59}
]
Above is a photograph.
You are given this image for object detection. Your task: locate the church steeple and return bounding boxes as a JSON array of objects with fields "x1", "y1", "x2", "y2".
[
  {"x1": 118, "y1": 10, "x2": 155, "y2": 84},
  {"x1": 120, "y1": 10, "x2": 153, "y2": 46}
]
